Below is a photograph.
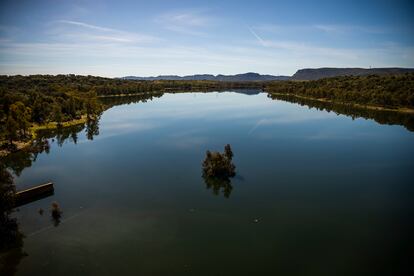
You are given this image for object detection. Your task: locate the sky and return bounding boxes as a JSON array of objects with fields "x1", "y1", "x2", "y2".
[{"x1": 0, "y1": 0, "x2": 413, "y2": 77}]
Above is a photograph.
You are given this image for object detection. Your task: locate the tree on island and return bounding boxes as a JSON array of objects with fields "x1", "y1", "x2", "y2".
[
  {"x1": 202, "y1": 144, "x2": 235, "y2": 178},
  {"x1": 202, "y1": 144, "x2": 236, "y2": 198}
]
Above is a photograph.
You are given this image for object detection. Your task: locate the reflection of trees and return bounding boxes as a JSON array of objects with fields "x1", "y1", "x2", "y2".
[
  {"x1": 2, "y1": 92, "x2": 167, "y2": 177},
  {"x1": 2, "y1": 116, "x2": 102, "y2": 176},
  {"x1": 98, "y1": 92, "x2": 164, "y2": 109},
  {"x1": 0, "y1": 165, "x2": 26, "y2": 275},
  {"x1": 54, "y1": 123, "x2": 85, "y2": 146},
  {"x1": 203, "y1": 176, "x2": 233, "y2": 198},
  {"x1": 0, "y1": 93, "x2": 167, "y2": 273},
  {"x1": 1, "y1": 139, "x2": 50, "y2": 176},
  {"x1": 85, "y1": 117, "x2": 100, "y2": 141},
  {"x1": 51, "y1": 202, "x2": 62, "y2": 227},
  {"x1": 2, "y1": 92, "x2": 168, "y2": 177},
  {"x1": 268, "y1": 93, "x2": 414, "y2": 132}
]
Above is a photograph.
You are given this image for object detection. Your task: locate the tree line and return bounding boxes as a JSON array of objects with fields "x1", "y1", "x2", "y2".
[
  {"x1": 265, "y1": 73, "x2": 414, "y2": 109},
  {"x1": 0, "y1": 74, "x2": 265, "y2": 147},
  {"x1": 2, "y1": 73, "x2": 413, "y2": 147}
]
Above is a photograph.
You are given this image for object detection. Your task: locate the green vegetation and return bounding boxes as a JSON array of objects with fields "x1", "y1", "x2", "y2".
[
  {"x1": 0, "y1": 75, "x2": 103, "y2": 152},
  {"x1": 2, "y1": 73, "x2": 414, "y2": 155},
  {"x1": 265, "y1": 73, "x2": 414, "y2": 110},
  {"x1": 202, "y1": 144, "x2": 236, "y2": 198},
  {"x1": 0, "y1": 94, "x2": 162, "y2": 178},
  {"x1": 0, "y1": 75, "x2": 264, "y2": 153},
  {"x1": 202, "y1": 144, "x2": 236, "y2": 178}
]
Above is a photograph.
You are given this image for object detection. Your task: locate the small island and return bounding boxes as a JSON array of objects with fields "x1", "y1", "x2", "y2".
[
  {"x1": 202, "y1": 144, "x2": 236, "y2": 198},
  {"x1": 202, "y1": 144, "x2": 236, "y2": 178}
]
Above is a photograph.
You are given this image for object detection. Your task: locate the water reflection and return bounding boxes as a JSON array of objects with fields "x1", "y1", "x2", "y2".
[
  {"x1": 203, "y1": 176, "x2": 233, "y2": 198},
  {"x1": 2, "y1": 139, "x2": 50, "y2": 177},
  {"x1": 0, "y1": 165, "x2": 26, "y2": 275},
  {"x1": 85, "y1": 117, "x2": 100, "y2": 140},
  {"x1": 3, "y1": 90, "x2": 413, "y2": 195},
  {"x1": 51, "y1": 202, "x2": 62, "y2": 227},
  {"x1": 1, "y1": 119, "x2": 101, "y2": 178},
  {"x1": 0, "y1": 113, "x2": 104, "y2": 273},
  {"x1": 2, "y1": 91, "x2": 413, "y2": 275},
  {"x1": 37, "y1": 123, "x2": 84, "y2": 147},
  {"x1": 98, "y1": 92, "x2": 164, "y2": 108},
  {"x1": 268, "y1": 93, "x2": 414, "y2": 132},
  {"x1": 0, "y1": 93, "x2": 163, "y2": 268}
]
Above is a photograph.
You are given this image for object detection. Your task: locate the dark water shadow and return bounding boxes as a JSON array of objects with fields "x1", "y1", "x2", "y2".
[
  {"x1": 202, "y1": 176, "x2": 234, "y2": 198},
  {"x1": 0, "y1": 166, "x2": 26, "y2": 275}
]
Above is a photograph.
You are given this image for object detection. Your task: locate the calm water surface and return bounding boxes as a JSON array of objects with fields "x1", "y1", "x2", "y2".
[{"x1": 9, "y1": 91, "x2": 414, "y2": 275}]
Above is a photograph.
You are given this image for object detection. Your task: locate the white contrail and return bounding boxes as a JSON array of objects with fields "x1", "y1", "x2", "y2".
[{"x1": 248, "y1": 27, "x2": 267, "y2": 47}]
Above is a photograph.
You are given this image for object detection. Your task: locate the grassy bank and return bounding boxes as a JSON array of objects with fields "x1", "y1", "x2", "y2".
[
  {"x1": 29, "y1": 115, "x2": 88, "y2": 138},
  {"x1": 0, "y1": 115, "x2": 88, "y2": 157}
]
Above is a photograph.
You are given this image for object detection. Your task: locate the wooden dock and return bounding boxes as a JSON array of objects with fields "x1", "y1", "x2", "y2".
[{"x1": 15, "y1": 182, "x2": 54, "y2": 207}]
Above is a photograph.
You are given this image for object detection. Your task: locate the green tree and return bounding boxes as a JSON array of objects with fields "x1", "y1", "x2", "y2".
[
  {"x1": 5, "y1": 116, "x2": 18, "y2": 146},
  {"x1": 84, "y1": 92, "x2": 100, "y2": 119},
  {"x1": 202, "y1": 144, "x2": 236, "y2": 178},
  {"x1": 53, "y1": 105, "x2": 63, "y2": 127},
  {"x1": 9, "y1": 102, "x2": 31, "y2": 138}
]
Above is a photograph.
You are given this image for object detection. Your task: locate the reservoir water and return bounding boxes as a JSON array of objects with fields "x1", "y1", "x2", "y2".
[{"x1": 5, "y1": 91, "x2": 414, "y2": 275}]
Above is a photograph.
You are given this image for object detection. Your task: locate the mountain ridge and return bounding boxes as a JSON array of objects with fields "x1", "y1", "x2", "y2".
[
  {"x1": 121, "y1": 68, "x2": 414, "y2": 81},
  {"x1": 121, "y1": 72, "x2": 290, "y2": 81}
]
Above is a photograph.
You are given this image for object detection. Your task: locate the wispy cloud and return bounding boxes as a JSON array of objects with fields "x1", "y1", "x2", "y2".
[
  {"x1": 2, "y1": 38, "x2": 413, "y2": 77},
  {"x1": 156, "y1": 9, "x2": 214, "y2": 36},
  {"x1": 0, "y1": 25, "x2": 21, "y2": 43},
  {"x1": 248, "y1": 27, "x2": 358, "y2": 59},
  {"x1": 52, "y1": 20, "x2": 159, "y2": 44},
  {"x1": 252, "y1": 23, "x2": 388, "y2": 35},
  {"x1": 57, "y1": 20, "x2": 118, "y2": 32},
  {"x1": 258, "y1": 40, "x2": 359, "y2": 59},
  {"x1": 313, "y1": 24, "x2": 387, "y2": 34},
  {"x1": 2, "y1": 17, "x2": 413, "y2": 77}
]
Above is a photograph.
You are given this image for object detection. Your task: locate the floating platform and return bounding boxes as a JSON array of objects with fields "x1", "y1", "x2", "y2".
[{"x1": 15, "y1": 182, "x2": 54, "y2": 207}]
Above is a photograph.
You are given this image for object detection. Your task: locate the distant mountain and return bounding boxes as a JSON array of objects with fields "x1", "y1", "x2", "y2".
[
  {"x1": 291, "y1": 67, "x2": 414, "y2": 80},
  {"x1": 122, "y1": 68, "x2": 414, "y2": 82},
  {"x1": 122, "y1": 72, "x2": 290, "y2": 81}
]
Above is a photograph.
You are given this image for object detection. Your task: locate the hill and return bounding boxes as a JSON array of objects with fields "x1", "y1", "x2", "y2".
[
  {"x1": 123, "y1": 68, "x2": 414, "y2": 81},
  {"x1": 122, "y1": 72, "x2": 290, "y2": 81}
]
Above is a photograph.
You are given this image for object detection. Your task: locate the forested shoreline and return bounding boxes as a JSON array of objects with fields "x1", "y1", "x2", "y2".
[
  {"x1": 1, "y1": 73, "x2": 413, "y2": 155},
  {"x1": 264, "y1": 73, "x2": 414, "y2": 110},
  {"x1": 0, "y1": 75, "x2": 264, "y2": 154}
]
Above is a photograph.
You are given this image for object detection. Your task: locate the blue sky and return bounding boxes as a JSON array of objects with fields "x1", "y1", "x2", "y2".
[{"x1": 0, "y1": 0, "x2": 413, "y2": 77}]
